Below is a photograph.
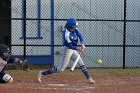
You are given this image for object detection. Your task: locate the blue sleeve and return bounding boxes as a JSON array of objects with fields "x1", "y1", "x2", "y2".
[
  {"x1": 68, "y1": 42, "x2": 77, "y2": 50},
  {"x1": 75, "y1": 30, "x2": 84, "y2": 43}
]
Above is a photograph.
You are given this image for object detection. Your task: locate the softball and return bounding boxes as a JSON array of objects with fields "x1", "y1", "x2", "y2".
[{"x1": 97, "y1": 59, "x2": 103, "y2": 65}]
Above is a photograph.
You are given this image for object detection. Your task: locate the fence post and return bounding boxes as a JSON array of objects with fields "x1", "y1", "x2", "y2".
[
  {"x1": 50, "y1": 0, "x2": 54, "y2": 67},
  {"x1": 23, "y1": 0, "x2": 26, "y2": 60},
  {"x1": 123, "y1": 0, "x2": 127, "y2": 69}
]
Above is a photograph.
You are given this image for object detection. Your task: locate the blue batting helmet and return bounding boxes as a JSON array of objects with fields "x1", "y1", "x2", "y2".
[{"x1": 66, "y1": 18, "x2": 78, "y2": 28}]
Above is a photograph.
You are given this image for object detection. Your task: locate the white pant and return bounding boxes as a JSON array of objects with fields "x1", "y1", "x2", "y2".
[{"x1": 57, "y1": 46, "x2": 85, "y2": 71}]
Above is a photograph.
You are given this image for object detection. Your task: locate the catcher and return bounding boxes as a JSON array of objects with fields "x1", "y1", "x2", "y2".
[{"x1": 0, "y1": 44, "x2": 29, "y2": 83}]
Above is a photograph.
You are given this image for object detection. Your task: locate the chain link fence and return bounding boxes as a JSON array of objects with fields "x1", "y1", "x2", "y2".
[{"x1": 0, "y1": 0, "x2": 140, "y2": 68}]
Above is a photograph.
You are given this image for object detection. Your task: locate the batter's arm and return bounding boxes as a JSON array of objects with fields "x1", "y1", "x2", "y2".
[
  {"x1": 75, "y1": 30, "x2": 84, "y2": 43},
  {"x1": 65, "y1": 31, "x2": 80, "y2": 50}
]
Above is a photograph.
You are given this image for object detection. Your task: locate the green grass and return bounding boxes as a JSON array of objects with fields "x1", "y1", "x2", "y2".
[
  {"x1": 5, "y1": 70, "x2": 37, "y2": 75},
  {"x1": 5, "y1": 68, "x2": 140, "y2": 76},
  {"x1": 91, "y1": 68, "x2": 140, "y2": 76}
]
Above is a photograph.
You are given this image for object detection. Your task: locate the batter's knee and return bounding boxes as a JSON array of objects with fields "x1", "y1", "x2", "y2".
[
  {"x1": 58, "y1": 69, "x2": 65, "y2": 72},
  {"x1": 77, "y1": 59, "x2": 84, "y2": 66}
]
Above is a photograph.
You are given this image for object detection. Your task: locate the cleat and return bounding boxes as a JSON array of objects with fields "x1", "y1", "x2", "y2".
[
  {"x1": 88, "y1": 77, "x2": 95, "y2": 84},
  {"x1": 37, "y1": 71, "x2": 43, "y2": 83}
]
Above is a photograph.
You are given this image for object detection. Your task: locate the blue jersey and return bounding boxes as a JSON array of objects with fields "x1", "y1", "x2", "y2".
[{"x1": 62, "y1": 28, "x2": 84, "y2": 50}]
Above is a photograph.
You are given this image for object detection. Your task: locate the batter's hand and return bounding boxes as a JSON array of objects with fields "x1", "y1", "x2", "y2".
[
  {"x1": 81, "y1": 43, "x2": 86, "y2": 49},
  {"x1": 79, "y1": 43, "x2": 86, "y2": 52},
  {"x1": 79, "y1": 47, "x2": 85, "y2": 52}
]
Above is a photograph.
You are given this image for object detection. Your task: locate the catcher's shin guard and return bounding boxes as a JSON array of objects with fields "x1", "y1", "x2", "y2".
[{"x1": 22, "y1": 59, "x2": 29, "y2": 71}]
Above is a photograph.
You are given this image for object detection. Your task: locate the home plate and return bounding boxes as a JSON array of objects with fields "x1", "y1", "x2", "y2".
[{"x1": 48, "y1": 84, "x2": 68, "y2": 87}]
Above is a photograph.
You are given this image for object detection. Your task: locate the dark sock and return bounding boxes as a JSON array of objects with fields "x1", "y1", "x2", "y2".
[
  {"x1": 80, "y1": 65, "x2": 90, "y2": 79},
  {"x1": 42, "y1": 66, "x2": 58, "y2": 76}
]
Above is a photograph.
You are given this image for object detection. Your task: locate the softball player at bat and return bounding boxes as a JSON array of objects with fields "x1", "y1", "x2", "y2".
[
  {"x1": 0, "y1": 44, "x2": 29, "y2": 83},
  {"x1": 37, "y1": 18, "x2": 95, "y2": 84}
]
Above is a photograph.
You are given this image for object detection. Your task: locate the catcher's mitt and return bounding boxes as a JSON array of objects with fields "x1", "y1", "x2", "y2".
[{"x1": 22, "y1": 59, "x2": 29, "y2": 71}]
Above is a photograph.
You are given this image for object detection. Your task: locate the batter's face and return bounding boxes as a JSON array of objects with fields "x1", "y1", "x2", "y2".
[{"x1": 69, "y1": 28, "x2": 76, "y2": 31}]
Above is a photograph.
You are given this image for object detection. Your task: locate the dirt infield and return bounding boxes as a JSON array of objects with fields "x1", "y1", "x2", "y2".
[{"x1": 0, "y1": 74, "x2": 140, "y2": 93}]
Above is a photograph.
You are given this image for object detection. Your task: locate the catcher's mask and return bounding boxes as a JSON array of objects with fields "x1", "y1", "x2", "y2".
[{"x1": 0, "y1": 44, "x2": 10, "y2": 61}]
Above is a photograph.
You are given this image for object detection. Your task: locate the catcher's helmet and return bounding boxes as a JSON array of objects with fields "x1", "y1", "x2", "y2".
[
  {"x1": 0, "y1": 44, "x2": 10, "y2": 52},
  {"x1": 66, "y1": 18, "x2": 78, "y2": 28}
]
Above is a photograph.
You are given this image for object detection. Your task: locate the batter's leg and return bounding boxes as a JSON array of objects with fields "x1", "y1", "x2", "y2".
[
  {"x1": 71, "y1": 51, "x2": 95, "y2": 84},
  {"x1": 37, "y1": 47, "x2": 73, "y2": 82}
]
